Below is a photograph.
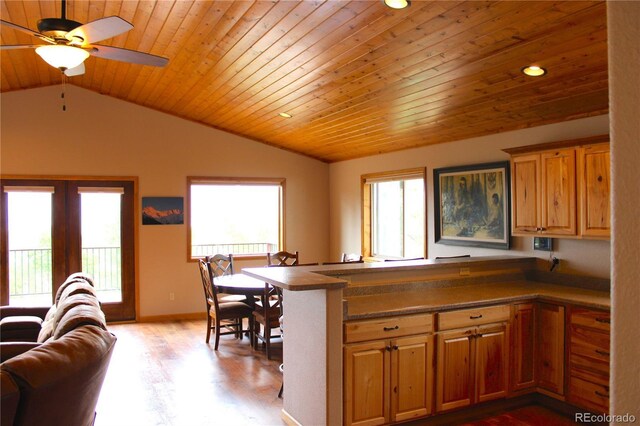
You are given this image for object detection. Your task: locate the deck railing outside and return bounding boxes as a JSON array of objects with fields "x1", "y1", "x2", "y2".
[
  {"x1": 8, "y1": 247, "x2": 121, "y2": 298},
  {"x1": 192, "y1": 242, "x2": 279, "y2": 257}
]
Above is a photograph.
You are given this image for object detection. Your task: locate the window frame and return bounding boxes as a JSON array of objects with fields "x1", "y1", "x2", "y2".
[
  {"x1": 361, "y1": 168, "x2": 427, "y2": 260},
  {"x1": 187, "y1": 176, "x2": 285, "y2": 262}
]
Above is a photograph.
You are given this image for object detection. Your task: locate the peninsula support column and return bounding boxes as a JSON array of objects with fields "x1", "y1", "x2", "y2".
[{"x1": 281, "y1": 287, "x2": 343, "y2": 426}]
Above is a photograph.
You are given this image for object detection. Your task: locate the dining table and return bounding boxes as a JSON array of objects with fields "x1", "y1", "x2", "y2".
[{"x1": 213, "y1": 273, "x2": 267, "y2": 309}]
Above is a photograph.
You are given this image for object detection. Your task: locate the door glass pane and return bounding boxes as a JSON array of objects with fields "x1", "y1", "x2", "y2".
[
  {"x1": 7, "y1": 192, "x2": 53, "y2": 306},
  {"x1": 81, "y1": 192, "x2": 122, "y2": 302}
]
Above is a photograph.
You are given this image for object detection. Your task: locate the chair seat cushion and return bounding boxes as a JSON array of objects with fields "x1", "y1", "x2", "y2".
[{"x1": 213, "y1": 301, "x2": 253, "y2": 317}]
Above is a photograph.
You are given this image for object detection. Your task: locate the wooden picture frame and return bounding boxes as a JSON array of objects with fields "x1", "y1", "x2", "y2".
[{"x1": 434, "y1": 161, "x2": 510, "y2": 249}]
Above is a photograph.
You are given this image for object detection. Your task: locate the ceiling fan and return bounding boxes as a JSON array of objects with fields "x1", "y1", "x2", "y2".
[{"x1": 0, "y1": 0, "x2": 168, "y2": 77}]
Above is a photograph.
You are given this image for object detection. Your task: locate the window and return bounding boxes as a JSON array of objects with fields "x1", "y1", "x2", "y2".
[
  {"x1": 188, "y1": 177, "x2": 285, "y2": 260},
  {"x1": 362, "y1": 168, "x2": 426, "y2": 259}
]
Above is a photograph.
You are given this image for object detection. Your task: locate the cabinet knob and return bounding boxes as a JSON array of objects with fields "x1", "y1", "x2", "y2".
[
  {"x1": 595, "y1": 317, "x2": 610, "y2": 324},
  {"x1": 470, "y1": 314, "x2": 483, "y2": 320},
  {"x1": 383, "y1": 325, "x2": 400, "y2": 331},
  {"x1": 595, "y1": 349, "x2": 610, "y2": 357},
  {"x1": 393, "y1": 345, "x2": 399, "y2": 350},
  {"x1": 386, "y1": 346, "x2": 391, "y2": 352}
]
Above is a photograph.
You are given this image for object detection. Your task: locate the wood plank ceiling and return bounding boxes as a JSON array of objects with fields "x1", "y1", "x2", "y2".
[{"x1": 1, "y1": 1, "x2": 608, "y2": 163}]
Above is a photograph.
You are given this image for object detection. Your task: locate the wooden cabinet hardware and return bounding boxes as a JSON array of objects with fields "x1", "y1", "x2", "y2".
[{"x1": 384, "y1": 325, "x2": 400, "y2": 331}]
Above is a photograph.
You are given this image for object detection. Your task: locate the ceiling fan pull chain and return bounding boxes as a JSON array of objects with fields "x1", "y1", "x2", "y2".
[{"x1": 61, "y1": 73, "x2": 66, "y2": 112}]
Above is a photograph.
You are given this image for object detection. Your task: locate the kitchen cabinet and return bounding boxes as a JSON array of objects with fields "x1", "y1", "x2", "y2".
[
  {"x1": 510, "y1": 148, "x2": 576, "y2": 236},
  {"x1": 436, "y1": 305, "x2": 510, "y2": 412},
  {"x1": 510, "y1": 303, "x2": 536, "y2": 393},
  {"x1": 568, "y1": 307, "x2": 610, "y2": 413},
  {"x1": 536, "y1": 303, "x2": 565, "y2": 397},
  {"x1": 343, "y1": 314, "x2": 434, "y2": 426},
  {"x1": 504, "y1": 135, "x2": 609, "y2": 239},
  {"x1": 578, "y1": 143, "x2": 611, "y2": 238}
]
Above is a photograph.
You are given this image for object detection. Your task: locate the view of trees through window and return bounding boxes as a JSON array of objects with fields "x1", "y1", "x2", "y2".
[{"x1": 189, "y1": 179, "x2": 283, "y2": 258}]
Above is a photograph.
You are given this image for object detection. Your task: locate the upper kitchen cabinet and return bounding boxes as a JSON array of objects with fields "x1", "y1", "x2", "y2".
[{"x1": 504, "y1": 135, "x2": 610, "y2": 239}]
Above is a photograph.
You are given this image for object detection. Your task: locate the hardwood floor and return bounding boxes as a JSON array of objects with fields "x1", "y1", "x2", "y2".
[
  {"x1": 95, "y1": 320, "x2": 578, "y2": 426},
  {"x1": 95, "y1": 320, "x2": 284, "y2": 426}
]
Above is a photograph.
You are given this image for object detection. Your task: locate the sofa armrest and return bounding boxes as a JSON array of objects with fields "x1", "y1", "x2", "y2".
[
  {"x1": 1, "y1": 370, "x2": 20, "y2": 426},
  {"x1": 0, "y1": 306, "x2": 50, "y2": 321},
  {"x1": 0, "y1": 342, "x2": 41, "y2": 363}
]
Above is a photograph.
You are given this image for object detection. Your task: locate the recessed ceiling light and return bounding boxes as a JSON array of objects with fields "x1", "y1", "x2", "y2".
[
  {"x1": 279, "y1": 112, "x2": 292, "y2": 118},
  {"x1": 383, "y1": 0, "x2": 411, "y2": 9},
  {"x1": 521, "y1": 65, "x2": 547, "y2": 77}
]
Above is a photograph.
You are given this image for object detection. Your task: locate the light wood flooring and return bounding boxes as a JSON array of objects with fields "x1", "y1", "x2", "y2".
[
  {"x1": 95, "y1": 319, "x2": 284, "y2": 426},
  {"x1": 95, "y1": 320, "x2": 579, "y2": 426}
]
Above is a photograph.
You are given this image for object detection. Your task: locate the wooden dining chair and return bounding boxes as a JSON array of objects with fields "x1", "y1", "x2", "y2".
[
  {"x1": 207, "y1": 253, "x2": 251, "y2": 335},
  {"x1": 197, "y1": 259, "x2": 254, "y2": 350},
  {"x1": 267, "y1": 251, "x2": 299, "y2": 266},
  {"x1": 252, "y1": 282, "x2": 282, "y2": 360}
]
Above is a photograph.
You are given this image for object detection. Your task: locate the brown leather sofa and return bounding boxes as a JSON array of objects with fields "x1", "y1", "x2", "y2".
[{"x1": 0, "y1": 274, "x2": 117, "y2": 426}]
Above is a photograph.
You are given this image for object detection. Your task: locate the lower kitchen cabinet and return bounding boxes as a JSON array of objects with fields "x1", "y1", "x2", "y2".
[
  {"x1": 436, "y1": 305, "x2": 510, "y2": 412},
  {"x1": 511, "y1": 303, "x2": 537, "y2": 393},
  {"x1": 537, "y1": 303, "x2": 565, "y2": 397},
  {"x1": 568, "y1": 307, "x2": 610, "y2": 413},
  {"x1": 343, "y1": 314, "x2": 434, "y2": 426}
]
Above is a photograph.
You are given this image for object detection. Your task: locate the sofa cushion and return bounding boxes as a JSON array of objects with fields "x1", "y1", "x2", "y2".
[
  {"x1": 54, "y1": 277, "x2": 94, "y2": 305},
  {"x1": 0, "y1": 342, "x2": 41, "y2": 363},
  {"x1": 52, "y1": 294, "x2": 101, "y2": 331},
  {"x1": 0, "y1": 370, "x2": 20, "y2": 426},
  {"x1": 57, "y1": 282, "x2": 97, "y2": 306},
  {"x1": 1, "y1": 325, "x2": 116, "y2": 426},
  {"x1": 0, "y1": 316, "x2": 43, "y2": 343},
  {"x1": 53, "y1": 305, "x2": 106, "y2": 340}
]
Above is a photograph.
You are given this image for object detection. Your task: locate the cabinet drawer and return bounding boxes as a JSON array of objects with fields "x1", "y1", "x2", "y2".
[
  {"x1": 571, "y1": 327, "x2": 610, "y2": 367},
  {"x1": 571, "y1": 309, "x2": 610, "y2": 332},
  {"x1": 569, "y1": 376, "x2": 609, "y2": 413},
  {"x1": 437, "y1": 305, "x2": 510, "y2": 331},
  {"x1": 344, "y1": 313, "x2": 434, "y2": 343}
]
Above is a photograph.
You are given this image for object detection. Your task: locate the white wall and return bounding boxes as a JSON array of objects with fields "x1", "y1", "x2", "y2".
[
  {"x1": 329, "y1": 115, "x2": 611, "y2": 278},
  {"x1": 608, "y1": 1, "x2": 640, "y2": 419},
  {"x1": 0, "y1": 85, "x2": 330, "y2": 318}
]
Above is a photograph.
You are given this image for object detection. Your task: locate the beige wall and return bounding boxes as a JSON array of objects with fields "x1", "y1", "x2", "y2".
[
  {"x1": 0, "y1": 85, "x2": 330, "y2": 318},
  {"x1": 329, "y1": 115, "x2": 611, "y2": 278},
  {"x1": 609, "y1": 1, "x2": 640, "y2": 420}
]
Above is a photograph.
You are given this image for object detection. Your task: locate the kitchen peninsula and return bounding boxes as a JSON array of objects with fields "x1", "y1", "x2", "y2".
[{"x1": 243, "y1": 256, "x2": 610, "y2": 426}]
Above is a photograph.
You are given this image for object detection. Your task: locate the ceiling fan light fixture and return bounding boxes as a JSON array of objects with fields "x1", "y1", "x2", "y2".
[
  {"x1": 521, "y1": 65, "x2": 547, "y2": 77},
  {"x1": 383, "y1": 0, "x2": 411, "y2": 9},
  {"x1": 35, "y1": 44, "x2": 89, "y2": 70}
]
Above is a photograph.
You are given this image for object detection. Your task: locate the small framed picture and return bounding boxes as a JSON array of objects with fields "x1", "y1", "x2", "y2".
[{"x1": 142, "y1": 197, "x2": 184, "y2": 225}]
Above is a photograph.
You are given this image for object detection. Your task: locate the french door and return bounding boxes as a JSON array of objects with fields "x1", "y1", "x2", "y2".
[{"x1": 1, "y1": 178, "x2": 136, "y2": 321}]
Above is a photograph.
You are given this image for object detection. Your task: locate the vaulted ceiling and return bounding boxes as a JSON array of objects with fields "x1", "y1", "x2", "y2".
[{"x1": 1, "y1": 1, "x2": 608, "y2": 162}]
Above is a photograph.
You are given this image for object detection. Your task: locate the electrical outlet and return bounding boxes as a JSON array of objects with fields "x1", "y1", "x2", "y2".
[
  {"x1": 460, "y1": 267, "x2": 470, "y2": 276},
  {"x1": 169, "y1": 292, "x2": 175, "y2": 301}
]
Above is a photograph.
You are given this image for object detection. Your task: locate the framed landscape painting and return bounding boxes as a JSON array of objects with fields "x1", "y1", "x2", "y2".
[
  {"x1": 142, "y1": 197, "x2": 184, "y2": 225},
  {"x1": 434, "y1": 161, "x2": 510, "y2": 249}
]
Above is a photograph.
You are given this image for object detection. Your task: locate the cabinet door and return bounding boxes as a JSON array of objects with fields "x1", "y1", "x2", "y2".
[
  {"x1": 344, "y1": 340, "x2": 389, "y2": 426},
  {"x1": 537, "y1": 303, "x2": 565, "y2": 396},
  {"x1": 475, "y1": 323, "x2": 509, "y2": 403},
  {"x1": 511, "y1": 303, "x2": 536, "y2": 392},
  {"x1": 579, "y1": 143, "x2": 610, "y2": 238},
  {"x1": 541, "y1": 149, "x2": 577, "y2": 235},
  {"x1": 511, "y1": 154, "x2": 541, "y2": 234},
  {"x1": 390, "y1": 334, "x2": 434, "y2": 422},
  {"x1": 436, "y1": 328, "x2": 474, "y2": 412}
]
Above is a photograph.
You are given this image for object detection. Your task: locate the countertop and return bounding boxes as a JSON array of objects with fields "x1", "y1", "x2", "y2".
[{"x1": 344, "y1": 280, "x2": 610, "y2": 320}]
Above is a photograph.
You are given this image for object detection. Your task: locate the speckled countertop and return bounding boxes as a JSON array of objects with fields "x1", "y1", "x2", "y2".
[{"x1": 344, "y1": 280, "x2": 610, "y2": 320}]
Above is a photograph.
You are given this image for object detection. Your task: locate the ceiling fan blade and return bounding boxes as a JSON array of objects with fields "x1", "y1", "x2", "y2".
[
  {"x1": 88, "y1": 44, "x2": 168, "y2": 67},
  {"x1": 66, "y1": 16, "x2": 132, "y2": 45},
  {"x1": 0, "y1": 44, "x2": 44, "y2": 50},
  {"x1": 64, "y1": 63, "x2": 85, "y2": 77},
  {"x1": 1, "y1": 19, "x2": 55, "y2": 44}
]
